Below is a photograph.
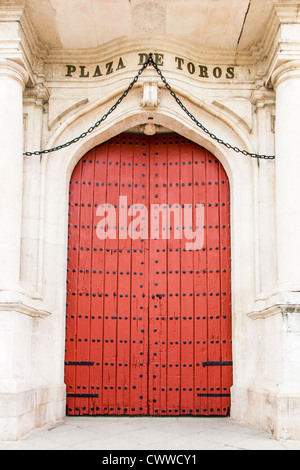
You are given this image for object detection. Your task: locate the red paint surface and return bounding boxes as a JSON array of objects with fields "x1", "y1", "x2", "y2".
[{"x1": 65, "y1": 134, "x2": 232, "y2": 416}]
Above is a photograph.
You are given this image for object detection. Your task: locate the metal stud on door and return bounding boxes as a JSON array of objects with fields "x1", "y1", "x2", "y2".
[{"x1": 65, "y1": 133, "x2": 232, "y2": 416}]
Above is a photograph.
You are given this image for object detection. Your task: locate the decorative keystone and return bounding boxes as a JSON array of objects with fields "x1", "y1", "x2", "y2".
[{"x1": 141, "y1": 81, "x2": 160, "y2": 108}]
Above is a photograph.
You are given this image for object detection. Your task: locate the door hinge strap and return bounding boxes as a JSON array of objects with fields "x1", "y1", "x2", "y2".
[
  {"x1": 198, "y1": 394, "x2": 231, "y2": 398},
  {"x1": 65, "y1": 361, "x2": 94, "y2": 366},
  {"x1": 67, "y1": 393, "x2": 99, "y2": 398},
  {"x1": 203, "y1": 361, "x2": 233, "y2": 367}
]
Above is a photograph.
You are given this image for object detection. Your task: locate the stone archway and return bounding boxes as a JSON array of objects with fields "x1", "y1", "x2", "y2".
[{"x1": 40, "y1": 88, "x2": 256, "y2": 434}]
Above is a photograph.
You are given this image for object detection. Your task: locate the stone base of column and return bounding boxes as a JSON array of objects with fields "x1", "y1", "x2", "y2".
[
  {"x1": 0, "y1": 381, "x2": 66, "y2": 441},
  {"x1": 231, "y1": 386, "x2": 300, "y2": 441}
]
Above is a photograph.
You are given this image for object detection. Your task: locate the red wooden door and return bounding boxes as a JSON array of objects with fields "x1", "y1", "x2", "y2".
[{"x1": 65, "y1": 133, "x2": 232, "y2": 416}]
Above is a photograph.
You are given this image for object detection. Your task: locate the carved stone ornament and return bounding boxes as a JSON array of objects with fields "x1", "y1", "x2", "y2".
[
  {"x1": 131, "y1": 0, "x2": 166, "y2": 33},
  {"x1": 140, "y1": 123, "x2": 158, "y2": 135},
  {"x1": 141, "y1": 81, "x2": 160, "y2": 108}
]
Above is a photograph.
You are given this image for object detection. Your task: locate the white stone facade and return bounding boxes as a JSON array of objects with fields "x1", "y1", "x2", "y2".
[{"x1": 0, "y1": 0, "x2": 300, "y2": 441}]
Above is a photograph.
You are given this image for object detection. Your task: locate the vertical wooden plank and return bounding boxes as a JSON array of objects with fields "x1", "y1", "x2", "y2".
[
  {"x1": 116, "y1": 135, "x2": 132, "y2": 415},
  {"x1": 129, "y1": 135, "x2": 142, "y2": 415},
  {"x1": 219, "y1": 165, "x2": 232, "y2": 415},
  {"x1": 158, "y1": 136, "x2": 168, "y2": 417},
  {"x1": 65, "y1": 159, "x2": 82, "y2": 415},
  {"x1": 76, "y1": 151, "x2": 95, "y2": 414},
  {"x1": 166, "y1": 135, "x2": 181, "y2": 415},
  {"x1": 129, "y1": 135, "x2": 149, "y2": 415},
  {"x1": 85, "y1": 151, "x2": 97, "y2": 415},
  {"x1": 206, "y1": 152, "x2": 222, "y2": 415},
  {"x1": 192, "y1": 143, "x2": 209, "y2": 415},
  {"x1": 102, "y1": 136, "x2": 120, "y2": 415},
  {"x1": 90, "y1": 143, "x2": 108, "y2": 414},
  {"x1": 180, "y1": 137, "x2": 195, "y2": 415},
  {"x1": 148, "y1": 137, "x2": 156, "y2": 415},
  {"x1": 148, "y1": 135, "x2": 168, "y2": 415}
]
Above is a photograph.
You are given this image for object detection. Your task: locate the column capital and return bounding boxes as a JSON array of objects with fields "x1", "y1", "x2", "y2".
[
  {"x1": 0, "y1": 59, "x2": 29, "y2": 88},
  {"x1": 264, "y1": 1, "x2": 300, "y2": 87},
  {"x1": 272, "y1": 60, "x2": 300, "y2": 89}
]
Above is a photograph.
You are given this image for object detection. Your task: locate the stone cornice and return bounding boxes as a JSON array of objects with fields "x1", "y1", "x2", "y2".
[
  {"x1": 260, "y1": 3, "x2": 300, "y2": 86},
  {"x1": 44, "y1": 36, "x2": 250, "y2": 66},
  {"x1": 22, "y1": 6, "x2": 298, "y2": 90},
  {"x1": 274, "y1": 2, "x2": 300, "y2": 23},
  {"x1": 1, "y1": 1, "x2": 299, "y2": 90},
  {"x1": 0, "y1": 2, "x2": 47, "y2": 86},
  {"x1": 38, "y1": 4, "x2": 298, "y2": 70}
]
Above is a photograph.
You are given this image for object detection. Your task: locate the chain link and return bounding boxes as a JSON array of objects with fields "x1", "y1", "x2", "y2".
[
  {"x1": 148, "y1": 54, "x2": 275, "y2": 160},
  {"x1": 23, "y1": 60, "x2": 148, "y2": 157},
  {"x1": 24, "y1": 53, "x2": 275, "y2": 160}
]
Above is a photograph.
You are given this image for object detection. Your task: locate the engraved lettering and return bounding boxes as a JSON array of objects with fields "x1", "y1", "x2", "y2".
[
  {"x1": 199, "y1": 65, "x2": 209, "y2": 78},
  {"x1": 154, "y1": 53, "x2": 164, "y2": 66},
  {"x1": 93, "y1": 65, "x2": 103, "y2": 77},
  {"x1": 187, "y1": 62, "x2": 195, "y2": 74},
  {"x1": 213, "y1": 66, "x2": 222, "y2": 78},
  {"x1": 64, "y1": 54, "x2": 237, "y2": 82},
  {"x1": 226, "y1": 66, "x2": 235, "y2": 79},
  {"x1": 175, "y1": 57, "x2": 184, "y2": 70},
  {"x1": 138, "y1": 53, "x2": 149, "y2": 65},
  {"x1": 79, "y1": 66, "x2": 89, "y2": 78},
  {"x1": 66, "y1": 65, "x2": 76, "y2": 77},
  {"x1": 106, "y1": 61, "x2": 114, "y2": 75},
  {"x1": 116, "y1": 57, "x2": 126, "y2": 70}
]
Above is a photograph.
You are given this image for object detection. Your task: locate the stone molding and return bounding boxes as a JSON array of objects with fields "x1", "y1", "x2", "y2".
[
  {"x1": 24, "y1": 81, "x2": 50, "y2": 106},
  {"x1": 0, "y1": 1, "x2": 47, "y2": 87},
  {"x1": 0, "y1": 289, "x2": 51, "y2": 318},
  {"x1": 250, "y1": 86, "x2": 276, "y2": 109},
  {"x1": 0, "y1": 58, "x2": 28, "y2": 88},
  {"x1": 247, "y1": 290, "x2": 300, "y2": 320},
  {"x1": 0, "y1": 1, "x2": 299, "y2": 91},
  {"x1": 274, "y1": 2, "x2": 300, "y2": 24},
  {"x1": 247, "y1": 303, "x2": 300, "y2": 320},
  {"x1": 231, "y1": 385, "x2": 300, "y2": 441},
  {"x1": 0, "y1": 285, "x2": 52, "y2": 318},
  {"x1": 0, "y1": 301, "x2": 51, "y2": 318},
  {"x1": 271, "y1": 59, "x2": 300, "y2": 88}
]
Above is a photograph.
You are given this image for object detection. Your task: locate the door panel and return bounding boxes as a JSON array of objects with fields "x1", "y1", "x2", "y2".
[{"x1": 65, "y1": 133, "x2": 232, "y2": 416}]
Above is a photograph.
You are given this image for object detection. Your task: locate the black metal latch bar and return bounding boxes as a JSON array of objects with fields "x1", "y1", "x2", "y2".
[
  {"x1": 65, "y1": 361, "x2": 94, "y2": 366},
  {"x1": 203, "y1": 361, "x2": 233, "y2": 367},
  {"x1": 198, "y1": 393, "x2": 231, "y2": 398},
  {"x1": 67, "y1": 393, "x2": 99, "y2": 398}
]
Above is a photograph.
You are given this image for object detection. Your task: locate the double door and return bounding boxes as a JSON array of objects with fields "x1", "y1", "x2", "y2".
[{"x1": 65, "y1": 133, "x2": 232, "y2": 416}]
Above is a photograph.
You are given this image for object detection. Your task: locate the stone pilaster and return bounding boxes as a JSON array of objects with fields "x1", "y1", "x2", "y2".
[
  {"x1": 272, "y1": 61, "x2": 300, "y2": 290},
  {"x1": 0, "y1": 59, "x2": 28, "y2": 291}
]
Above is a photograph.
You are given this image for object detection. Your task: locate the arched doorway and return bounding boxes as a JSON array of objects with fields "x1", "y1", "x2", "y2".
[{"x1": 65, "y1": 133, "x2": 232, "y2": 416}]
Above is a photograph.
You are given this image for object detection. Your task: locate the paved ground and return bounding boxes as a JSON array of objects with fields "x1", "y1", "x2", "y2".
[{"x1": 1, "y1": 417, "x2": 300, "y2": 450}]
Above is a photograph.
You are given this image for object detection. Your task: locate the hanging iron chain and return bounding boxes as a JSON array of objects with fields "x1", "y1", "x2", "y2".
[
  {"x1": 24, "y1": 53, "x2": 275, "y2": 160},
  {"x1": 147, "y1": 54, "x2": 275, "y2": 160},
  {"x1": 23, "y1": 59, "x2": 148, "y2": 156}
]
